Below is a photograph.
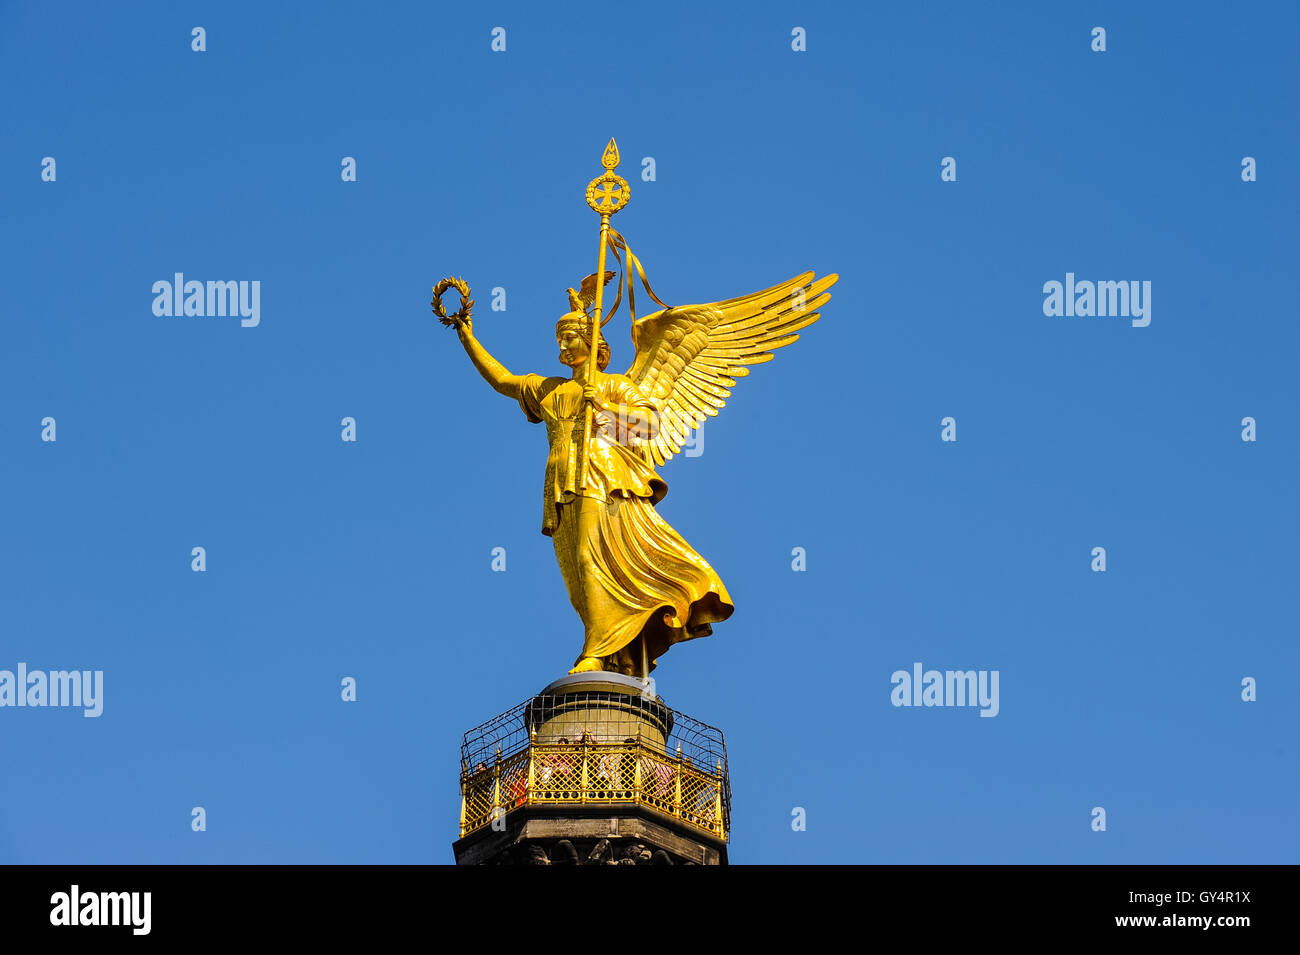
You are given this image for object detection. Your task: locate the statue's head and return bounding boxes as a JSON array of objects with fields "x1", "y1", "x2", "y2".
[{"x1": 556, "y1": 311, "x2": 611, "y2": 371}]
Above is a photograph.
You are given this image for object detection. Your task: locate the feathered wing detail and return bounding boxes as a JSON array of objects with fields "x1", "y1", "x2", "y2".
[
  {"x1": 577, "y1": 270, "x2": 617, "y2": 312},
  {"x1": 625, "y1": 272, "x2": 838, "y2": 465}
]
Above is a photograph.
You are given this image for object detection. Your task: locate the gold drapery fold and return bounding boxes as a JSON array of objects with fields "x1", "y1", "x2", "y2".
[{"x1": 551, "y1": 494, "x2": 733, "y2": 673}]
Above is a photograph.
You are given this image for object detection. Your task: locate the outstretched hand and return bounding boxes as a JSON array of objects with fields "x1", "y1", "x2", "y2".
[{"x1": 435, "y1": 303, "x2": 471, "y2": 336}]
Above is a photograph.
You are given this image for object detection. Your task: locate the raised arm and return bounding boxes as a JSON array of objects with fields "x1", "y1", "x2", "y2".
[{"x1": 455, "y1": 323, "x2": 526, "y2": 401}]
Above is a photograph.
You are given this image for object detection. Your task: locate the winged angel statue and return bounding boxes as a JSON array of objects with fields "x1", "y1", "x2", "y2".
[{"x1": 445, "y1": 260, "x2": 836, "y2": 676}]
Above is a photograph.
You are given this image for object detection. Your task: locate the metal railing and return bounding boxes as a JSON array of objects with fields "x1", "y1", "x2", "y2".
[
  {"x1": 458, "y1": 692, "x2": 730, "y2": 840},
  {"x1": 460, "y1": 736, "x2": 728, "y2": 839}
]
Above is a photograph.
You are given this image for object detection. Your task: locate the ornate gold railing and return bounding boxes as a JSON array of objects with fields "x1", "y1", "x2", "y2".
[{"x1": 460, "y1": 737, "x2": 728, "y2": 840}]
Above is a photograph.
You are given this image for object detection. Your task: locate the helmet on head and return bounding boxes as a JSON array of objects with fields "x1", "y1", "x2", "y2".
[{"x1": 556, "y1": 311, "x2": 611, "y2": 371}]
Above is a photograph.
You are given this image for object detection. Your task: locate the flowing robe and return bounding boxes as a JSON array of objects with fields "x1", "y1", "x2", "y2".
[{"x1": 516, "y1": 372, "x2": 733, "y2": 673}]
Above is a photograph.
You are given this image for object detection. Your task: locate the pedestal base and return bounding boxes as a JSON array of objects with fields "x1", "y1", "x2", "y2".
[
  {"x1": 453, "y1": 804, "x2": 727, "y2": 865},
  {"x1": 453, "y1": 673, "x2": 729, "y2": 865}
]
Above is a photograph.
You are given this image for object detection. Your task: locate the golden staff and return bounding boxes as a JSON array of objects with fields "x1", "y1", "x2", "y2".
[{"x1": 578, "y1": 138, "x2": 630, "y2": 490}]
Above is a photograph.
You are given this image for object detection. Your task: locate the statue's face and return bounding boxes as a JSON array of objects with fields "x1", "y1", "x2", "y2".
[{"x1": 557, "y1": 326, "x2": 589, "y2": 368}]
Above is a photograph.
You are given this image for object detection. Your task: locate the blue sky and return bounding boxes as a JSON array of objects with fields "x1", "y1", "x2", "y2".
[{"x1": 1, "y1": 1, "x2": 1296, "y2": 864}]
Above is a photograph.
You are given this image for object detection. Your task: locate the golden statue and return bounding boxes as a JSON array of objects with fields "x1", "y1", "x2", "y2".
[{"x1": 434, "y1": 139, "x2": 836, "y2": 677}]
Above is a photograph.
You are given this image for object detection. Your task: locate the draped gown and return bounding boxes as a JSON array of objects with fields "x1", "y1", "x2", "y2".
[{"x1": 515, "y1": 372, "x2": 733, "y2": 673}]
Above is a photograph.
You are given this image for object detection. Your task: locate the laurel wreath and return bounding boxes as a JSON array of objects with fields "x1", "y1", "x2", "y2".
[{"x1": 431, "y1": 276, "x2": 473, "y2": 327}]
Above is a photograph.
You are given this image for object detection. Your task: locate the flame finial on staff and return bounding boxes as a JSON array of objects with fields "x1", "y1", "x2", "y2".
[{"x1": 578, "y1": 138, "x2": 630, "y2": 490}]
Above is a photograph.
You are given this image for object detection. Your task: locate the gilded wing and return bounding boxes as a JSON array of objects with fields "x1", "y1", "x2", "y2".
[
  {"x1": 577, "y1": 270, "x2": 617, "y2": 312},
  {"x1": 625, "y1": 272, "x2": 837, "y2": 465}
]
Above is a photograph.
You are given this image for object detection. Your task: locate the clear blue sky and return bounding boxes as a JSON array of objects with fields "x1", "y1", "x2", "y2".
[{"x1": 1, "y1": 1, "x2": 1296, "y2": 864}]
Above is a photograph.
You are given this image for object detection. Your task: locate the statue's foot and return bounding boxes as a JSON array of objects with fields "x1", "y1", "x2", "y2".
[{"x1": 568, "y1": 657, "x2": 604, "y2": 674}]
